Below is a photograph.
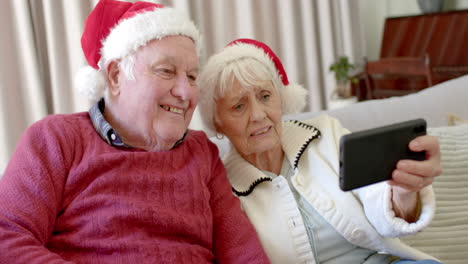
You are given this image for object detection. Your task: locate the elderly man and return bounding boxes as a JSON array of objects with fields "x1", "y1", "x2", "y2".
[{"x1": 0, "y1": 0, "x2": 269, "y2": 263}]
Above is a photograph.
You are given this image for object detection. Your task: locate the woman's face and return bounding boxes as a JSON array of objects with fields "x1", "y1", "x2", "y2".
[{"x1": 215, "y1": 79, "x2": 283, "y2": 157}]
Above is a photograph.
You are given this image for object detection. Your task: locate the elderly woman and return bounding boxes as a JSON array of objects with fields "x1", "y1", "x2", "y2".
[
  {"x1": 0, "y1": 2, "x2": 269, "y2": 263},
  {"x1": 198, "y1": 38, "x2": 442, "y2": 264}
]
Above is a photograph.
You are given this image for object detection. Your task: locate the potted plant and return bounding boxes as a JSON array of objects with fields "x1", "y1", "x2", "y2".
[{"x1": 329, "y1": 56, "x2": 359, "y2": 98}]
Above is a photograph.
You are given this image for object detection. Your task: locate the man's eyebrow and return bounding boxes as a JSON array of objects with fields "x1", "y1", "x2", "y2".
[
  {"x1": 150, "y1": 56, "x2": 175, "y2": 67},
  {"x1": 150, "y1": 56, "x2": 199, "y2": 73}
]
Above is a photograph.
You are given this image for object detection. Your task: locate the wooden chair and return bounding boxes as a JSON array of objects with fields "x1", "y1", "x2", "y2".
[{"x1": 363, "y1": 54, "x2": 433, "y2": 100}]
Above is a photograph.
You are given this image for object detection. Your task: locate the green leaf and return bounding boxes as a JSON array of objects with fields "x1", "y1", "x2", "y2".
[{"x1": 329, "y1": 56, "x2": 357, "y2": 83}]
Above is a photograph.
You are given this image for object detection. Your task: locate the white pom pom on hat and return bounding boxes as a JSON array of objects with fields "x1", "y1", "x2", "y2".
[
  {"x1": 281, "y1": 83, "x2": 308, "y2": 114},
  {"x1": 74, "y1": 66, "x2": 106, "y2": 102},
  {"x1": 75, "y1": 0, "x2": 201, "y2": 102}
]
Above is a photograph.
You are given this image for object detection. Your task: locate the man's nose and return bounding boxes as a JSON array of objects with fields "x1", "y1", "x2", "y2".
[{"x1": 172, "y1": 74, "x2": 197, "y2": 100}]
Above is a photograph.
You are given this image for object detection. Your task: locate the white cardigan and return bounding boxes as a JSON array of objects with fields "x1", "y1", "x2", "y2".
[{"x1": 223, "y1": 115, "x2": 437, "y2": 264}]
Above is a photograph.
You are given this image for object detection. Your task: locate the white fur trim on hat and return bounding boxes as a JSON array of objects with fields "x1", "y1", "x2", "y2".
[
  {"x1": 280, "y1": 83, "x2": 308, "y2": 114},
  {"x1": 102, "y1": 8, "x2": 201, "y2": 63},
  {"x1": 207, "y1": 43, "x2": 279, "y2": 81},
  {"x1": 74, "y1": 66, "x2": 106, "y2": 102}
]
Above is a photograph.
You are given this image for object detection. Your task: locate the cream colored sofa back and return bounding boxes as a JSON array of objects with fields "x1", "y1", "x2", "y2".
[{"x1": 288, "y1": 75, "x2": 468, "y2": 132}]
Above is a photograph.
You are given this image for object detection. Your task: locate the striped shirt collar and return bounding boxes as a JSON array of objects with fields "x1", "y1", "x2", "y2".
[{"x1": 88, "y1": 98, "x2": 187, "y2": 149}]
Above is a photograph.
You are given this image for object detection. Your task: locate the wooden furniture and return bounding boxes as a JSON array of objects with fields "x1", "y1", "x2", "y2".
[
  {"x1": 354, "y1": 10, "x2": 468, "y2": 101},
  {"x1": 363, "y1": 54, "x2": 433, "y2": 99}
]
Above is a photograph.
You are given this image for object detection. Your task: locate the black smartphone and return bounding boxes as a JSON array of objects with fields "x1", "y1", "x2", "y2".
[{"x1": 339, "y1": 118, "x2": 427, "y2": 191}]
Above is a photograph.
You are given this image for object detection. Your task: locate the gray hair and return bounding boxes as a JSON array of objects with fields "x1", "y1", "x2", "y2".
[
  {"x1": 101, "y1": 53, "x2": 136, "y2": 102},
  {"x1": 198, "y1": 57, "x2": 283, "y2": 136},
  {"x1": 119, "y1": 53, "x2": 136, "y2": 81}
]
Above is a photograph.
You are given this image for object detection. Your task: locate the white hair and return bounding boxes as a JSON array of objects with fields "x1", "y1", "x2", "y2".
[
  {"x1": 198, "y1": 57, "x2": 283, "y2": 136},
  {"x1": 119, "y1": 53, "x2": 136, "y2": 81},
  {"x1": 100, "y1": 53, "x2": 136, "y2": 102}
]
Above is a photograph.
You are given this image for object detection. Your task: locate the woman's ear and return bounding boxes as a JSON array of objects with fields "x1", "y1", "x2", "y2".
[
  {"x1": 213, "y1": 118, "x2": 224, "y2": 135},
  {"x1": 106, "y1": 61, "x2": 121, "y2": 96},
  {"x1": 213, "y1": 113, "x2": 223, "y2": 134}
]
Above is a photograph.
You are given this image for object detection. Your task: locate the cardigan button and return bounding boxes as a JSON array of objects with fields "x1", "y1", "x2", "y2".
[
  {"x1": 316, "y1": 196, "x2": 334, "y2": 212},
  {"x1": 351, "y1": 228, "x2": 364, "y2": 240},
  {"x1": 322, "y1": 199, "x2": 334, "y2": 211}
]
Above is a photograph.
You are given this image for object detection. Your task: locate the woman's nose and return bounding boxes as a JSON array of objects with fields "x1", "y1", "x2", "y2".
[{"x1": 250, "y1": 99, "x2": 266, "y2": 121}]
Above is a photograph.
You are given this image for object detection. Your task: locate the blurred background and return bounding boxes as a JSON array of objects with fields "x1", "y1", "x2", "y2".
[{"x1": 1, "y1": 0, "x2": 467, "y2": 173}]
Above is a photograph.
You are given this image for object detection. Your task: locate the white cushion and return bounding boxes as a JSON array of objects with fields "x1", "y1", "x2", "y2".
[
  {"x1": 401, "y1": 124, "x2": 468, "y2": 264},
  {"x1": 288, "y1": 75, "x2": 468, "y2": 132}
]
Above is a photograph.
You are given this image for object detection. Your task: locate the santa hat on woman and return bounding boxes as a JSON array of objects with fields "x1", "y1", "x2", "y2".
[
  {"x1": 198, "y1": 38, "x2": 308, "y2": 135},
  {"x1": 75, "y1": 0, "x2": 201, "y2": 102}
]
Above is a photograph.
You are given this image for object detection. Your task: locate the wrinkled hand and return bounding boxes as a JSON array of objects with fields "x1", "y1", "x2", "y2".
[
  {"x1": 388, "y1": 135, "x2": 442, "y2": 192},
  {"x1": 388, "y1": 135, "x2": 442, "y2": 222}
]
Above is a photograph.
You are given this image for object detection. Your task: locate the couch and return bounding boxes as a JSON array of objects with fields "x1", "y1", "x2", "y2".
[{"x1": 212, "y1": 75, "x2": 468, "y2": 264}]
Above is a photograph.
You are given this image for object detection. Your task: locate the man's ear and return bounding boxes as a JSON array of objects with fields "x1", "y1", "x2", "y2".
[{"x1": 106, "y1": 61, "x2": 121, "y2": 96}]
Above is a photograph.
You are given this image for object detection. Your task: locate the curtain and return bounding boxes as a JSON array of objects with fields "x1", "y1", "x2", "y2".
[{"x1": 0, "y1": 0, "x2": 364, "y2": 173}]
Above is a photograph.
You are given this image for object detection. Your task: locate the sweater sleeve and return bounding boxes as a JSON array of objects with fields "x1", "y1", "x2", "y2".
[
  {"x1": 354, "y1": 180, "x2": 436, "y2": 237},
  {"x1": 321, "y1": 115, "x2": 436, "y2": 237},
  {"x1": 205, "y1": 140, "x2": 270, "y2": 264},
  {"x1": 0, "y1": 116, "x2": 75, "y2": 263}
]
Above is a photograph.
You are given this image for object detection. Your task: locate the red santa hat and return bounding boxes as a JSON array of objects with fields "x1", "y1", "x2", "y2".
[
  {"x1": 75, "y1": 0, "x2": 201, "y2": 101},
  {"x1": 198, "y1": 38, "x2": 308, "y2": 135}
]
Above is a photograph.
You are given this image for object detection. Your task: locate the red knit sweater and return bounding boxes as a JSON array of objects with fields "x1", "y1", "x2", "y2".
[{"x1": 0, "y1": 113, "x2": 269, "y2": 264}]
